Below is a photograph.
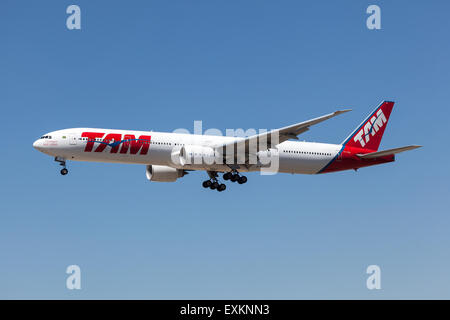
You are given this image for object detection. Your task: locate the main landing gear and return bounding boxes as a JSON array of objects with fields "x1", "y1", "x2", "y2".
[
  {"x1": 202, "y1": 171, "x2": 248, "y2": 192},
  {"x1": 202, "y1": 180, "x2": 226, "y2": 192},
  {"x1": 202, "y1": 171, "x2": 226, "y2": 192},
  {"x1": 55, "y1": 157, "x2": 68, "y2": 175},
  {"x1": 223, "y1": 172, "x2": 247, "y2": 184}
]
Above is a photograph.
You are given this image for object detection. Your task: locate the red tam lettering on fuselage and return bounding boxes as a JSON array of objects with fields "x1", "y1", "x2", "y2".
[
  {"x1": 94, "y1": 133, "x2": 122, "y2": 153},
  {"x1": 81, "y1": 132, "x2": 151, "y2": 155},
  {"x1": 119, "y1": 134, "x2": 151, "y2": 155},
  {"x1": 82, "y1": 132, "x2": 105, "y2": 152}
]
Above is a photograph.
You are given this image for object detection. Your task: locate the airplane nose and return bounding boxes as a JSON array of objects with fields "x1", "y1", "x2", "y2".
[{"x1": 33, "y1": 139, "x2": 42, "y2": 151}]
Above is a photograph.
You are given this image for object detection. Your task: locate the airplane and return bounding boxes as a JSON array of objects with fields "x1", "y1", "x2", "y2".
[{"x1": 33, "y1": 101, "x2": 421, "y2": 192}]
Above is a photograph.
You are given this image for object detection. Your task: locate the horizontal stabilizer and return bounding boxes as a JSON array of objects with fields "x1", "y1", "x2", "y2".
[{"x1": 356, "y1": 145, "x2": 422, "y2": 159}]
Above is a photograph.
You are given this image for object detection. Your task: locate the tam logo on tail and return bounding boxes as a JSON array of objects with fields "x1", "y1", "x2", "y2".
[
  {"x1": 342, "y1": 101, "x2": 394, "y2": 151},
  {"x1": 353, "y1": 109, "x2": 387, "y2": 147}
]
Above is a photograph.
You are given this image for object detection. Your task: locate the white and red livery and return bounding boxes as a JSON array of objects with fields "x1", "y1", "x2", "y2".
[{"x1": 33, "y1": 101, "x2": 420, "y2": 191}]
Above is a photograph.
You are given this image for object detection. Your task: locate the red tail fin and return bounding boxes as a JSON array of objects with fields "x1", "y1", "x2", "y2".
[{"x1": 341, "y1": 101, "x2": 394, "y2": 151}]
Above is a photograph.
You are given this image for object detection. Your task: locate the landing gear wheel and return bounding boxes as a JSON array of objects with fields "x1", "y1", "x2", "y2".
[
  {"x1": 205, "y1": 171, "x2": 227, "y2": 192},
  {"x1": 202, "y1": 180, "x2": 212, "y2": 188},
  {"x1": 230, "y1": 174, "x2": 239, "y2": 182},
  {"x1": 238, "y1": 176, "x2": 247, "y2": 184},
  {"x1": 55, "y1": 157, "x2": 68, "y2": 175},
  {"x1": 211, "y1": 181, "x2": 219, "y2": 190}
]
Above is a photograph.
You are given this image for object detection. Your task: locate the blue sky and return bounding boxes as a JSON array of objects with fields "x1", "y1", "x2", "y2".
[{"x1": 1, "y1": 0, "x2": 449, "y2": 299}]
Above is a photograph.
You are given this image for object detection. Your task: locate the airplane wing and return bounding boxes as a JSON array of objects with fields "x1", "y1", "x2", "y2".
[
  {"x1": 216, "y1": 109, "x2": 352, "y2": 161},
  {"x1": 356, "y1": 145, "x2": 422, "y2": 159}
]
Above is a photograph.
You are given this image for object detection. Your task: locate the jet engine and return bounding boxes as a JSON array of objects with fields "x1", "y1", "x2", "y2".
[{"x1": 145, "y1": 165, "x2": 186, "y2": 182}]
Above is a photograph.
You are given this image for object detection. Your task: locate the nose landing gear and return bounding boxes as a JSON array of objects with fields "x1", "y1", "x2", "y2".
[{"x1": 55, "y1": 157, "x2": 68, "y2": 175}]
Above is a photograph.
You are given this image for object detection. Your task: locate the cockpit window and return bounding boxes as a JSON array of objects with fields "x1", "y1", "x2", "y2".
[{"x1": 39, "y1": 135, "x2": 52, "y2": 139}]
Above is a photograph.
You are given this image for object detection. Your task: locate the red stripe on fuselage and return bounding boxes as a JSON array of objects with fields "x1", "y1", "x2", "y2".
[{"x1": 319, "y1": 145, "x2": 395, "y2": 173}]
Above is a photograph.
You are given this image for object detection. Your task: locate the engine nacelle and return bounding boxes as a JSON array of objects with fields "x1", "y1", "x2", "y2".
[
  {"x1": 179, "y1": 145, "x2": 218, "y2": 166},
  {"x1": 145, "y1": 165, "x2": 186, "y2": 182}
]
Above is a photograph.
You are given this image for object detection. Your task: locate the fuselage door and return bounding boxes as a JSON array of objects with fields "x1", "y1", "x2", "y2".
[{"x1": 69, "y1": 135, "x2": 77, "y2": 145}]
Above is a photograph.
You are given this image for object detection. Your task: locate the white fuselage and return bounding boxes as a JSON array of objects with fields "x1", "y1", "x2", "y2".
[{"x1": 33, "y1": 128, "x2": 342, "y2": 174}]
